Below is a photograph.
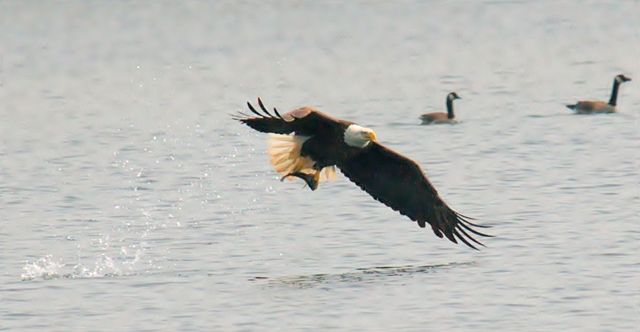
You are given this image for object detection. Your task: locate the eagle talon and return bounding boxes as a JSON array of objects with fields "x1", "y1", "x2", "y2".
[{"x1": 281, "y1": 172, "x2": 319, "y2": 191}]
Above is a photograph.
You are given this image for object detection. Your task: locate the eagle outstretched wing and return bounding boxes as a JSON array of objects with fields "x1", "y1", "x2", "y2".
[
  {"x1": 233, "y1": 98, "x2": 340, "y2": 136},
  {"x1": 338, "y1": 142, "x2": 491, "y2": 249}
]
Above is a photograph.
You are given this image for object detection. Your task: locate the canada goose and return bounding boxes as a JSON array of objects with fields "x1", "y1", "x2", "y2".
[
  {"x1": 566, "y1": 74, "x2": 631, "y2": 114},
  {"x1": 420, "y1": 92, "x2": 461, "y2": 124}
]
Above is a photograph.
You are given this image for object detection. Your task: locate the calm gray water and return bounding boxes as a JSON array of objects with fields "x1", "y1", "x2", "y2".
[{"x1": 1, "y1": 1, "x2": 639, "y2": 331}]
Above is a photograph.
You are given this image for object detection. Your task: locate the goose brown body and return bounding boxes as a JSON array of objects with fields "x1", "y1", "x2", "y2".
[
  {"x1": 421, "y1": 112, "x2": 457, "y2": 124},
  {"x1": 569, "y1": 101, "x2": 615, "y2": 114}
]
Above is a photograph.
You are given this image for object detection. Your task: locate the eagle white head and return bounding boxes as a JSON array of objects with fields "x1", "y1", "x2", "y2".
[{"x1": 344, "y1": 124, "x2": 378, "y2": 148}]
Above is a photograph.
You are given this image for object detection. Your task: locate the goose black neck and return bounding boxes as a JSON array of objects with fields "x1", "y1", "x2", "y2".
[
  {"x1": 608, "y1": 79, "x2": 621, "y2": 106},
  {"x1": 446, "y1": 98, "x2": 455, "y2": 119}
]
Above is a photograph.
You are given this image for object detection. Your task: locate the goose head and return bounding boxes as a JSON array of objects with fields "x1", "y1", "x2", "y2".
[
  {"x1": 615, "y1": 74, "x2": 631, "y2": 84},
  {"x1": 447, "y1": 92, "x2": 462, "y2": 101}
]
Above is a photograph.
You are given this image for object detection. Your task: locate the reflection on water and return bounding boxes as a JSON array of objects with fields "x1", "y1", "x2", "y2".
[{"x1": 253, "y1": 262, "x2": 475, "y2": 289}]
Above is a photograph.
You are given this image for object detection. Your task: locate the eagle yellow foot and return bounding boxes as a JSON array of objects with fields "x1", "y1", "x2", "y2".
[{"x1": 281, "y1": 171, "x2": 320, "y2": 191}]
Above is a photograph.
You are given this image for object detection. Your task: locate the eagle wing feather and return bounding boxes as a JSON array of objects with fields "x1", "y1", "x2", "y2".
[{"x1": 339, "y1": 142, "x2": 490, "y2": 249}]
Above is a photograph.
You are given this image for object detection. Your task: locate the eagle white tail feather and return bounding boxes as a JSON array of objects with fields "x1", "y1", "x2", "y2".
[{"x1": 267, "y1": 134, "x2": 337, "y2": 182}]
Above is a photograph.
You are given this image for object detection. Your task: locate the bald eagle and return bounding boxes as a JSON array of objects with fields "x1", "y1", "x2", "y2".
[{"x1": 234, "y1": 98, "x2": 491, "y2": 249}]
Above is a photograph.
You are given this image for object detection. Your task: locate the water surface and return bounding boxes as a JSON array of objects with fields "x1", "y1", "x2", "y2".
[{"x1": 1, "y1": 1, "x2": 638, "y2": 331}]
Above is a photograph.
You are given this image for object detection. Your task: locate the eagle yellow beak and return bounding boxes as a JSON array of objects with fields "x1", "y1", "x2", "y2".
[{"x1": 367, "y1": 131, "x2": 378, "y2": 142}]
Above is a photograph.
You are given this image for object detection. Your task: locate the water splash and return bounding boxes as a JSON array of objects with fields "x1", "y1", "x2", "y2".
[
  {"x1": 21, "y1": 247, "x2": 147, "y2": 281},
  {"x1": 21, "y1": 255, "x2": 64, "y2": 280},
  {"x1": 71, "y1": 254, "x2": 123, "y2": 279}
]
